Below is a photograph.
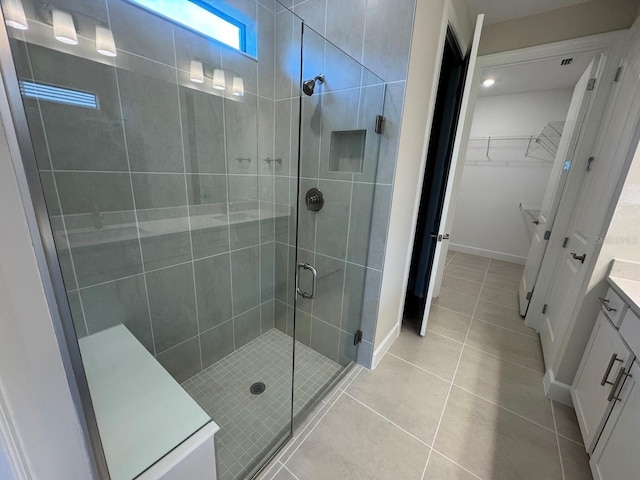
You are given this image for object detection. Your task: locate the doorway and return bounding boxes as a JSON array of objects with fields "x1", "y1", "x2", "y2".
[{"x1": 403, "y1": 27, "x2": 466, "y2": 331}]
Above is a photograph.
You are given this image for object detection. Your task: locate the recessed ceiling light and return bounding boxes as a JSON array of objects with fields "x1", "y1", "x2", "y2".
[{"x1": 482, "y1": 78, "x2": 495, "y2": 87}]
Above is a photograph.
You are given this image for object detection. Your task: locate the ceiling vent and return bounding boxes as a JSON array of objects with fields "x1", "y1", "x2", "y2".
[{"x1": 560, "y1": 58, "x2": 573, "y2": 66}]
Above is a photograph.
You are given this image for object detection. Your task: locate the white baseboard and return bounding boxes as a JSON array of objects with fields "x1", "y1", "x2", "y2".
[
  {"x1": 543, "y1": 369, "x2": 574, "y2": 407},
  {"x1": 449, "y1": 243, "x2": 526, "y2": 265},
  {"x1": 371, "y1": 323, "x2": 400, "y2": 369}
]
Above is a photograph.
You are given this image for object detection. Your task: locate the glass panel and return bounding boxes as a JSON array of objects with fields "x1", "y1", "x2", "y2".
[
  {"x1": 1, "y1": 0, "x2": 301, "y2": 478},
  {"x1": 292, "y1": 24, "x2": 386, "y2": 421}
]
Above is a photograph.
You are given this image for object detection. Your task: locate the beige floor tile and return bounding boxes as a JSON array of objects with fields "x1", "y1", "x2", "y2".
[
  {"x1": 559, "y1": 437, "x2": 592, "y2": 480},
  {"x1": 426, "y1": 305, "x2": 472, "y2": 343},
  {"x1": 272, "y1": 465, "x2": 297, "y2": 480},
  {"x1": 424, "y1": 451, "x2": 479, "y2": 480},
  {"x1": 479, "y1": 284, "x2": 519, "y2": 310},
  {"x1": 490, "y1": 259, "x2": 524, "y2": 270},
  {"x1": 483, "y1": 272, "x2": 519, "y2": 292},
  {"x1": 553, "y1": 401, "x2": 584, "y2": 444},
  {"x1": 454, "y1": 346, "x2": 554, "y2": 430},
  {"x1": 487, "y1": 262, "x2": 523, "y2": 282},
  {"x1": 435, "y1": 387, "x2": 563, "y2": 480},
  {"x1": 286, "y1": 395, "x2": 430, "y2": 480},
  {"x1": 441, "y1": 274, "x2": 483, "y2": 297},
  {"x1": 433, "y1": 288, "x2": 477, "y2": 316},
  {"x1": 347, "y1": 354, "x2": 450, "y2": 445},
  {"x1": 473, "y1": 299, "x2": 536, "y2": 337},
  {"x1": 466, "y1": 320, "x2": 545, "y2": 373},
  {"x1": 390, "y1": 328, "x2": 464, "y2": 381},
  {"x1": 444, "y1": 263, "x2": 487, "y2": 283},
  {"x1": 449, "y1": 253, "x2": 490, "y2": 270},
  {"x1": 446, "y1": 251, "x2": 457, "y2": 264}
]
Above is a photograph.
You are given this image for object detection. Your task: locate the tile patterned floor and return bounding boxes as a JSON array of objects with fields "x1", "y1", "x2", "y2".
[
  {"x1": 256, "y1": 252, "x2": 593, "y2": 480},
  {"x1": 182, "y1": 329, "x2": 342, "y2": 480}
]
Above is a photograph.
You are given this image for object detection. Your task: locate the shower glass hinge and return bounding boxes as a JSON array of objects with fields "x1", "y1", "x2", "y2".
[
  {"x1": 586, "y1": 156, "x2": 595, "y2": 171},
  {"x1": 562, "y1": 237, "x2": 569, "y2": 248},
  {"x1": 375, "y1": 115, "x2": 385, "y2": 134},
  {"x1": 544, "y1": 230, "x2": 551, "y2": 240},
  {"x1": 542, "y1": 304, "x2": 548, "y2": 314},
  {"x1": 587, "y1": 78, "x2": 596, "y2": 90},
  {"x1": 526, "y1": 291, "x2": 533, "y2": 301},
  {"x1": 354, "y1": 330, "x2": 363, "y2": 345}
]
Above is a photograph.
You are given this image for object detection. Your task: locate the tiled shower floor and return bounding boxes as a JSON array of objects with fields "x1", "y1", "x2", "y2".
[{"x1": 182, "y1": 328, "x2": 342, "y2": 480}]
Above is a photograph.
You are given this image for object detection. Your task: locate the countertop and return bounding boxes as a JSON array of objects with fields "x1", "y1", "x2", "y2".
[
  {"x1": 79, "y1": 325, "x2": 218, "y2": 480},
  {"x1": 607, "y1": 259, "x2": 640, "y2": 316}
]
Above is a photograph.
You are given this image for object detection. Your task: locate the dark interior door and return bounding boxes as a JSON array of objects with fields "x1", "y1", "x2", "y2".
[{"x1": 404, "y1": 28, "x2": 467, "y2": 322}]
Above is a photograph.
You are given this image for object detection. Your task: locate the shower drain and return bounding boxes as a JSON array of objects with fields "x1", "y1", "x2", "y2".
[{"x1": 250, "y1": 382, "x2": 266, "y2": 395}]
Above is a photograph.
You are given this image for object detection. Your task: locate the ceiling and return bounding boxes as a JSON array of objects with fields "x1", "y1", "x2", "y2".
[
  {"x1": 478, "y1": 50, "x2": 599, "y2": 96},
  {"x1": 467, "y1": 0, "x2": 594, "y2": 25}
]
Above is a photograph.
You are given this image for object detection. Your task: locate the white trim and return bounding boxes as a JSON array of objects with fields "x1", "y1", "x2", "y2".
[
  {"x1": 371, "y1": 323, "x2": 400, "y2": 369},
  {"x1": 478, "y1": 30, "x2": 627, "y2": 68},
  {"x1": 543, "y1": 368, "x2": 573, "y2": 406},
  {"x1": 449, "y1": 243, "x2": 526, "y2": 265},
  {"x1": 446, "y1": 0, "x2": 471, "y2": 53}
]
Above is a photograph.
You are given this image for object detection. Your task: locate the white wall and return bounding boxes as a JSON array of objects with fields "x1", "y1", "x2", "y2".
[
  {"x1": 478, "y1": 0, "x2": 639, "y2": 55},
  {"x1": 374, "y1": 0, "x2": 473, "y2": 353},
  {"x1": 450, "y1": 89, "x2": 573, "y2": 262},
  {"x1": 0, "y1": 91, "x2": 94, "y2": 478}
]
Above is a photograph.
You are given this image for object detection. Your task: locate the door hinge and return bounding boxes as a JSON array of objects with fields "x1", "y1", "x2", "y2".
[
  {"x1": 544, "y1": 230, "x2": 552, "y2": 240},
  {"x1": 587, "y1": 78, "x2": 596, "y2": 90},
  {"x1": 586, "y1": 156, "x2": 595, "y2": 171},
  {"x1": 615, "y1": 66, "x2": 623, "y2": 82},
  {"x1": 542, "y1": 304, "x2": 548, "y2": 314},
  {"x1": 526, "y1": 290, "x2": 533, "y2": 301},
  {"x1": 562, "y1": 237, "x2": 569, "y2": 248},
  {"x1": 375, "y1": 115, "x2": 385, "y2": 134},
  {"x1": 354, "y1": 329, "x2": 363, "y2": 345}
]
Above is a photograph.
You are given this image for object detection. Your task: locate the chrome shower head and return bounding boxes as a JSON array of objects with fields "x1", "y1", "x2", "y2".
[{"x1": 302, "y1": 74, "x2": 324, "y2": 96}]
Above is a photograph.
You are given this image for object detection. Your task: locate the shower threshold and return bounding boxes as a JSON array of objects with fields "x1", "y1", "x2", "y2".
[{"x1": 182, "y1": 328, "x2": 343, "y2": 480}]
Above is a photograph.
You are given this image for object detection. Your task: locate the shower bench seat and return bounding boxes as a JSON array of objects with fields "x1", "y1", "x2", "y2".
[{"x1": 79, "y1": 325, "x2": 219, "y2": 480}]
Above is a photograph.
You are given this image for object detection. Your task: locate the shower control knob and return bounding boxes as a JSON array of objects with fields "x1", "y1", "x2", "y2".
[{"x1": 305, "y1": 188, "x2": 324, "y2": 212}]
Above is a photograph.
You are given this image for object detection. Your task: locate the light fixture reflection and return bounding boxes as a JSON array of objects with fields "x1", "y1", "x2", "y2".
[
  {"x1": 4, "y1": 0, "x2": 28, "y2": 30},
  {"x1": 482, "y1": 78, "x2": 496, "y2": 88},
  {"x1": 212, "y1": 68, "x2": 225, "y2": 90},
  {"x1": 52, "y1": 10, "x2": 77, "y2": 45},
  {"x1": 190, "y1": 60, "x2": 204, "y2": 83},
  {"x1": 232, "y1": 76, "x2": 244, "y2": 97},
  {"x1": 96, "y1": 25, "x2": 117, "y2": 57}
]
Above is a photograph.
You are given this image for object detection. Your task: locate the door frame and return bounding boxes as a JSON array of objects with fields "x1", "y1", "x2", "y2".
[{"x1": 431, "y1": 30, "x2": 627, "y2": 301}]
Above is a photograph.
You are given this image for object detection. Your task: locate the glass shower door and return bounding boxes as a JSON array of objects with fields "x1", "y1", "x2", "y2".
[
  {"x1": 290, "y1": 24, "x2": 386, "y2": 418},
  {"x1": 0, "y1": 0, "x2": 303, "y2": 479}
]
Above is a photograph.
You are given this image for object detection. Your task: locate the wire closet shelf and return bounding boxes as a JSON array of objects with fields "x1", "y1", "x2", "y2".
[{"x1": 466, "y1": 121, "x2": 564, "y2": 166}]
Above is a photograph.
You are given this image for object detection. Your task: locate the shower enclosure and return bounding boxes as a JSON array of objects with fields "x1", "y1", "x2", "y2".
[{"x1": 0, "y1": 0, "x2": 385, "y2": 478}]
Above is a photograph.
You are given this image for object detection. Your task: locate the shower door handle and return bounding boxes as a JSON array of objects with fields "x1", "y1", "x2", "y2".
[{"x1": 296, "y1": 263, "x2": 317, "y2": 299}]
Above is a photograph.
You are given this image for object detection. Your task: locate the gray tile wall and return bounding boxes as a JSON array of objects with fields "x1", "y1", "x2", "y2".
[{"x1": 14, "y1": 0, "x2": 287, "y2": 383}]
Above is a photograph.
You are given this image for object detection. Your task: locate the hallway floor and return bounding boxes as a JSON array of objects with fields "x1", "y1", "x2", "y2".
[{"x1": 256, "y1": 252, "x2": 592, "y2": 480}]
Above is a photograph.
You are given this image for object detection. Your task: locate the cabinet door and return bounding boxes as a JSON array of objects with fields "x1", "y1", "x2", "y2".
[
  {"x1": 572, "y1": 312, "x2": 634, "y2": 451},
  {"x1": 590, "y1": 362, "x2": 639, "y2": 480}
]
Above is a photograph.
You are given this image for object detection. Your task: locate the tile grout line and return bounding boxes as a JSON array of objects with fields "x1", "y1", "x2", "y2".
[
  {"x1": 551, "y1": 400, "x2": 567, "y2": 480},
  {"x1": 430, "y1": 448, "x2": 484, "y2": 480},
  {"x1": 342, "y1": 392, "x2": 431, "y2": 448},
  {"x1": 421, "y1": 259, "x2": 491, "y2": 480}
]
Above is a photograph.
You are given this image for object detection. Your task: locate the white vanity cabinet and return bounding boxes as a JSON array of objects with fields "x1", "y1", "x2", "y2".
[
  {"x1": 589, "y1": 361, "x2": 639, "y2": 480},
  {"x1": 572, "y1": 312, "x2": 635, "y2": 452}
]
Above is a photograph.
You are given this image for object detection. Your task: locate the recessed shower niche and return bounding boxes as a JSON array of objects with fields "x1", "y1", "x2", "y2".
[{"x1": 329, "y1": 129, "x2": 367, "y2": 173}]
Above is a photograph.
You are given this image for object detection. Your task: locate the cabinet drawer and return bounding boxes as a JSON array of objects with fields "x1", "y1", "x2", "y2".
[
  {"x1": 619, "y1": 309, "x2": 640, "y2": 358},
  {"x1": 599, "y1": 287, "x2": 626, "y2": 327}
]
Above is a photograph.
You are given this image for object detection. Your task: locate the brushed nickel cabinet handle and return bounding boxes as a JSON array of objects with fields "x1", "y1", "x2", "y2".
[
  {"x1": 598, "y1": 296, "x2": 617, "y2": 312},
  {"x1": 601, "y1": 353, "x2": 623, "y2": 386},
  {"x1": 608, "y1": 367, "x2": 632, "y2": 402}
]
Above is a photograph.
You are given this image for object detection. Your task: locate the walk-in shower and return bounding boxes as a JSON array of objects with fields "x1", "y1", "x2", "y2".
[{"x1": 0, "y1": 0, "x2": 386, "y2": 478}]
